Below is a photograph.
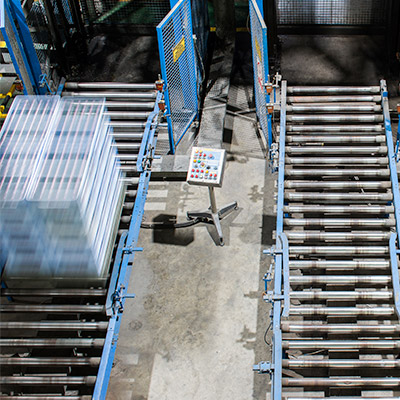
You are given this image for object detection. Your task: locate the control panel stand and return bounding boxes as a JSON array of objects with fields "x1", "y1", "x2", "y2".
[{"x1": 186, "y1": 147, "x2": 237, "y2": 246}]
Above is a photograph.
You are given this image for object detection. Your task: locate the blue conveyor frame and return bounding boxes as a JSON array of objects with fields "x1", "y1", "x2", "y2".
[
  {"x1": 254, "y1": 79, "x2": 400, "y2": 399},
  {"x1": 92, "y1": 91, "x2": 163, "y2": 399}
]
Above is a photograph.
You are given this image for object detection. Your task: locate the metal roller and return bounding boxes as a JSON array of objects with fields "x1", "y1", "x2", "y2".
[
  {"x1": 286, "y1": 114, "x2": 383, "y2": 123},
  {"x1": 116, "y1": 154, "x2": 138, "y2": 160},
  {"x1": 283, "y1": 340, "x2": 400, "y2": 350},
  {"x1": 287, "y1": 86, "x2": 381, "y2": 94},
  {"x1": 106, "y1": 111, "x2": 151, "y2": 120},
  {"x1": 283, "y1": 205, "x2": 393, "y2": 213},
  {"x1": 285, "y1": 231, "x2": 391, "y2": 241},
  {"x1": 284, "y1": 192, "x2": 392, "y2": 201},
  {"x1": 0, "y1": 376, "x2": 97, "y2": 385},
  {"x1": 287, "y1": 104, "x2": 382, "y2": 112},
  {"x1": 286, "y1": 135, "x2": 385, "y2": 143},
  {"x1": 109, "y1": 121, "x2": 146, "y2": 129},
  {"x1": 0, "y1": 357, "x2": 101, "y2": 366},
  {"x1": 283, "y1": 359, "x2": 400, "y2": 368},
  {"x1": 286, "y1": 168, "x2": 389, "y2": 177},
  {"x1": 288, "y1": 398, "x2": 400, "y2": 400},
  {"x1": 282, "y1": 323, "x2": 400, "y2": 334},
  {"x1": 284, "y1": 218, "x2": 395, "y2": 227},
  {"x1": 0, "y1": 321, "x2": 108, "y2": 330},
  {"x1": 290, "y1": 290, "x2": 392, "y2": 300},
  {"x1": 284, "y1": 180, "x2": 391, "y2": 189},
  {"x1": 105, "y1": 101, "x2": 155, "y2": 110},
  {"x1": 290, "y1": 275, "x2": 391, "y2": 284},
  {"x1": 289, "y1": 260, "x2": 390, "y2": 269},
  {"x1": 286, "y1": 156, "x2": 388, "y2": 165},
  {"x1": 0, "y1": 338, "x2": 105, "y2": 347},
  {"x1": 66, "y1": 91, "x2": 156, "y2": 100},
  {"x1": 111, "y1": 133, "x2": 143, "y2": 140},
  {"x1": 0, "y1": 396, "x2": 92, "y2": 400},
  {"x1": 289, "y1": 306, "x2": 394, "y2": 316},
  {"x1": 287, "y1": 95, "x2": 382, "y2": 103},
  {"x1": 0, "y1": 288, "x2": 106, "y2": 296},
  {"x1": 65, "y1": 82, "x2": 156, "y2": 90},
  {"x1": 0, "y1": 304, "x2": 105, "y2": 313},
  {"x1": 286, "y1": 146, "x2": 387, "y2": 155},
  {"x1": 281, "y1": 377, "x2": 400, "y2": 387},
  {"x1": 111, "y1": 143, "x2": 141, "y2": 150},
  {"x1": 286, "y1": 124, "x2": 383, "y2": 132}
]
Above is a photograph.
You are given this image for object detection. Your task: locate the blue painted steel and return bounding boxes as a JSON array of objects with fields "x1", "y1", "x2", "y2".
[
  {"x1": 156, "y1": 0, "x2": 198, "y2": 153},
  {"x1": 389, "y1": 233, "x2": 400, "y2": 319},
  {"x1": 0, "y1": 0, "x2": 46, "y2": 95},
  {"x1": 279, "y1": 232, "x2": 290, "y2": 318},
  {"x1": 270, "y1": 80, "x2": 287, "y2": 400},
  {"x1": 156, "y1": 29, "x2": 175, "y2": 154},
  {"x1": 93, "y1": 101, "x2": 161, "y2": 399},
  {"x1": 381, "y1": 80, "x2": 400, "y2": 241},
  {"x1": 256, "y1": 0, "x2": 264, "y2": 17},
  {"x1": 249, "y1": 0, "x2": 272, "y2": 151},
  {"x1": 169, "y1": 0, "x2": 179, "y2": 7},
  {"x1": 137, "y1": 91, "x2": 163, "y2": 171}
]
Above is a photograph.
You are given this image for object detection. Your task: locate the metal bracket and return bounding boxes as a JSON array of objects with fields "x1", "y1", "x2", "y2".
[
  {"x1": 122, "y1": 247, "x2": 143, "y2": 255},
  {"x1": 112, "y1": 284, "x2": 136, "y2": 314},
  {"x1": 253, "y1": 361, "x2": 273, "y2": 374}
]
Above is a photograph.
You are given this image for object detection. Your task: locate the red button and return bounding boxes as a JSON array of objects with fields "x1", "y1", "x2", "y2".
[
  {"x1": 195, "y1": 175, "x2": 198, "y2": 178},
  {"x1": 214, "y1": 174, "x2": 217, "y2": 177},
  {"x1": 201, "y1": 170, "x2": 204, "y2": 173},
  {"x1": 191, "y1": 174, "x2": 194, "y2": 178},
  {"x1": 192, "y1": 169, "x2": 195, "y2": 172}
]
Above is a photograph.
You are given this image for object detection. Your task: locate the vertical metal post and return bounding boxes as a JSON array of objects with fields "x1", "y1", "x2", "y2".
[
  {"x1": 208, "y1": 186, "x2": 217, "y2": 214},
  {"x1": 395, "y1": 106, "x2": 400, "y2": 161}
]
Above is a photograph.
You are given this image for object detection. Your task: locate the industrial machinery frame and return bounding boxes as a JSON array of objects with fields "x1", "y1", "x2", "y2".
[{"x1": 255, "y1": 79, "x2": 400, "y2": 399}]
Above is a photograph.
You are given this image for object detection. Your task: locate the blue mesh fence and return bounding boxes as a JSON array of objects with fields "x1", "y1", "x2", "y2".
[{"x1": 157, "y1": 0, "x2": 198, "y2": 152}]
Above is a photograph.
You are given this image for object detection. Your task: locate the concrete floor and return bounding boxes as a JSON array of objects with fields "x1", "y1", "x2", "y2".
[{"x1": 107, "y1": 76, "x2": 274, "y2": 400}]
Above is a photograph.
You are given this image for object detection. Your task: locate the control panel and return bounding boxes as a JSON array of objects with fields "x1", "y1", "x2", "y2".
[{"x1": 186, "y1": 147, "x2": 226, "y2": 187}]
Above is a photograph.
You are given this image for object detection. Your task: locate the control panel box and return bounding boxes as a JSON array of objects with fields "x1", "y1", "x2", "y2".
[{"x1": 186, "y1": 147, "x2": 226, "y2": 187}]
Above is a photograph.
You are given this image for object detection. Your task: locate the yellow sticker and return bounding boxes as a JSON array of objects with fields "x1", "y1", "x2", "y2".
[
  {"x1": 173, "y1": 37, "x2": 185, "y2": 63},
  {"x1": 0, "y1": 41, "x2": 6, "y2": 49},
  {"x1": 255, "y1": 37, "x2": 262, "y2": 62}
]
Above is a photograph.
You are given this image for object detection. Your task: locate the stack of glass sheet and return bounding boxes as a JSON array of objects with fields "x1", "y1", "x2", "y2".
[{"x1": 0, "y1": 96, "x2": 123, "y2": 278}]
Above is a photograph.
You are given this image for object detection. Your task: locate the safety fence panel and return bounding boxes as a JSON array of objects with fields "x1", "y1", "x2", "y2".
[
  {"x1": 249, "y1": 0, "x2": 271, "y2": 149},
  {"x1": 157, "y1": 0, "x2": 198, "y2": 153},
  {"x1": 276, "y1": 0, "x2": 388, "y2": 26}
]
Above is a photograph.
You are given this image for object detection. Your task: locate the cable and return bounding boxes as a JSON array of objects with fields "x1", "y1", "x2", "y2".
[
  {"x1": 263, "y1": 321, "x2": 272, "y2": 346},
  {"x1": 140, "y1": 217, "x2": 202, "y2": 229}
]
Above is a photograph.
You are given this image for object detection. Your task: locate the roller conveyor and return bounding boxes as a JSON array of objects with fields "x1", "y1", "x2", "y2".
[
  {"x1": 257, "y1": 82, "x2": 400, "y2": 400},
  {"x1": 0, "y1": 82, "x2": 164, "y2": 398}
]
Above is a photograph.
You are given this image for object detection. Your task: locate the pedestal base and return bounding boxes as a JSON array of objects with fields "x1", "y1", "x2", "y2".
[{"x1": 187, "y1": 200, "x2": 237, "y2": 246}]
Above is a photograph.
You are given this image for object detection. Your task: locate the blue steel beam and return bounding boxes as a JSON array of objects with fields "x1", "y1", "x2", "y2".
[
  {"x1": 93, "y1": 101, "x2": 161, "y2": 400},
  {"x1": 0, "y1": 0, "x2": 46, "y2": 94},
  {"x1": 271, "y1": 80, "x2": 287, "y2": 400},
  {"x1": 381, "y1": 80, "x2": 400, "y2": 241}
]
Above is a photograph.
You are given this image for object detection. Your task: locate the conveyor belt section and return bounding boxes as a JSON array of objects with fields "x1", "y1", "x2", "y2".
[
  {"x1": 255, "y1": 82, "x2": 400, "y2": 400},
  {"x1": 0, "y1": 82, "x2": 164, "y2": 399}
]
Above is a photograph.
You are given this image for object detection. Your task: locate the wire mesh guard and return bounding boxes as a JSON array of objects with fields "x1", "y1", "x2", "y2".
[
  {"x1": 249, "y1": 0, "x2": 269, "y2": 145},
  {"x1": 276, "y1": 0, "x2": 388, "y2": 26},
  {"x1": 0, "y1": 96, "x2": 124, "y2": 278},
  {"x1": 157, "y1": 0, "x2": 198, "y2": 146}
]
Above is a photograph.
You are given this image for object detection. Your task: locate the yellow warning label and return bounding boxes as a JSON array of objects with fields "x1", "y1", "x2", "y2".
[
  {"x1": 255, "y1": 37, "x2": 262, "y2": 62},
  {"x1": 173, "y1": 37, "x2": 185, "y2": 63},
  {"x1": 0, "y1": 41, "x2": 6, "y2": 49}
]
